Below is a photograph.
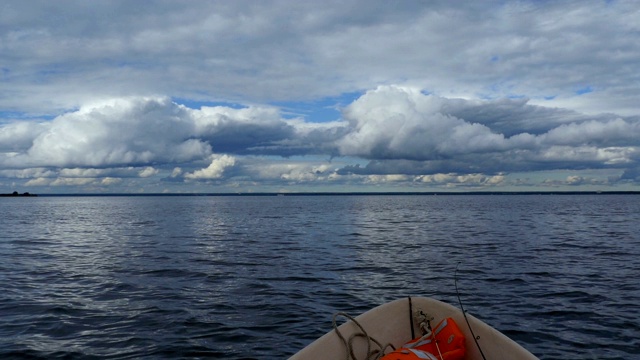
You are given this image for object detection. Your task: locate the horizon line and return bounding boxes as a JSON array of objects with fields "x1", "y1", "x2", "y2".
[{"x1": 8, "y1": 190, "x2": 640, "y2": 197}]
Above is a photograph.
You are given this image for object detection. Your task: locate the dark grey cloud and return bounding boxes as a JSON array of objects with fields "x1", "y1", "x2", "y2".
[
  {"x1": 620, "y1": 167, "x2": 640, "y2": 182},
  {"x1": 192, "y1": 108, "x2": 295, "y2": 155},
  {"x1": 441, "y1": 98, "x2": 590, "y2": 137}
]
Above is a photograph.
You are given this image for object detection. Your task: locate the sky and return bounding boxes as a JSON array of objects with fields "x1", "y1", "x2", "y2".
[{"x1": 1, "y1": 0, "x2": 640, "y2": 193}]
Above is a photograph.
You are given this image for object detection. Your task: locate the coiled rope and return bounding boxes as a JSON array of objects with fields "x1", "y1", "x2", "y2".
[{"x1": 332, "y1": 312, "x2": 396, "y2": 360}]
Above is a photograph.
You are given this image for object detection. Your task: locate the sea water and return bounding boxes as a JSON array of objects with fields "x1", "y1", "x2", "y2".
[{"x1": 1, "y1": 195, "x2": 639, "y2": 359}]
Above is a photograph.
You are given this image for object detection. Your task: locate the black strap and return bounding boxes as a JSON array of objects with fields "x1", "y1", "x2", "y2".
[{"x1": 408, "y1": 296, "x2": 415, "y2": 339}]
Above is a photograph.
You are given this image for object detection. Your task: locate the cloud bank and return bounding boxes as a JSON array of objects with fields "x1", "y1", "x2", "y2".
[{"x1": 1, "y1": 86, "x2": 639, "y2": 192}]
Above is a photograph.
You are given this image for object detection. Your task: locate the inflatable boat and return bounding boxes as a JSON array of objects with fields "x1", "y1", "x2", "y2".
[{"x1": 289, "y1": 297, "x2": 538, "y2": 360}]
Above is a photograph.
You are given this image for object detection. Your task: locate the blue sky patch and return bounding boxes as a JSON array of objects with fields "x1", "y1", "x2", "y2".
[
  {"x1": 172, "y1": 98, "x2": 246, "y2": 110},
  {"x1": 0, "y1": 111, "x2": 56, "y2": 121},
  {"x1": 507, "y1": 94, "x2": 526, "y2": 99},
  {"x1": 270, "y1": 91, "x2": 363, "y2": 123},
  {"x1": 576, "y1": 85, "x2": 594, "y2": 95}
]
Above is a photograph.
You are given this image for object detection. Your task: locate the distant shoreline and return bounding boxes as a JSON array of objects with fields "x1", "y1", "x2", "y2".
[
  {"x1": 19, "y1": 191, "x2": 640, "y2": 197},
  {"x1": 0, "y1": 192, "x2": 37, "y2": 197}
]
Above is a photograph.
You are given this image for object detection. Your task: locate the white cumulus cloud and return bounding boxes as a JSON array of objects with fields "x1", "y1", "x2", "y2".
[
  {"x1": 185, "y1": 154, "x2": 236, "y2": 180},
  {"x1": 138, "y1": 167, "x2": 159, "y2": 178}
]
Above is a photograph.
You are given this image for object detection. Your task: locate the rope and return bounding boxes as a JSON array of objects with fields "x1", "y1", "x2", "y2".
[
  {"x1": 408, "y1": 296, "x2": 415, "y2": 339},
  {"x1": 332, "y1": 312, "x2": 396, "y2": 360}
]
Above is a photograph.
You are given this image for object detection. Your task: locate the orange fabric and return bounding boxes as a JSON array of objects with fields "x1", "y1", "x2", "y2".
[{"x1": 381, "y1": 317, "x2": 466, "y2": 360}]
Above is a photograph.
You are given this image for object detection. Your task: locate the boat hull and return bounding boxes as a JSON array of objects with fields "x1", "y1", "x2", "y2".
[{"x1": 290, "y1": 297, "x2": 538, "y2": 360}]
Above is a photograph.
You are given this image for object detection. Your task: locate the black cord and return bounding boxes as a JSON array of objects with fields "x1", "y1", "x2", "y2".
[
  {"x1": 408, "y1": 296, "x2": 415, "y2": 339},
  {"x1": 455, "y1": 263, "x2": 487, "y2": 360}
]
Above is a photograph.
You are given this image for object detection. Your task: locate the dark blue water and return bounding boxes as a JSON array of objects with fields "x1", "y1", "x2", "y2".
[{"x1": 1, "y1": 195, "x2": 639, "y2": 359}]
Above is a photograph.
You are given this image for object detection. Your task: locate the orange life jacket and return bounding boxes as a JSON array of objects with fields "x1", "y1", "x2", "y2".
[{"x1": 381, "y1": 317, "x2": 466, "y2": 360}]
